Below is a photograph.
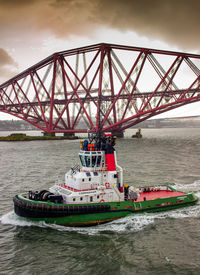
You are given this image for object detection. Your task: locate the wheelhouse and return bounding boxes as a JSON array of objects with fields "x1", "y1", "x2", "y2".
[{"x1": 79, "y1": 150, "x2": 105, "y2": 169}]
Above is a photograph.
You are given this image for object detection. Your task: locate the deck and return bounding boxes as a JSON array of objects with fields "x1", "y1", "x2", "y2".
[{"x1": 137, "y1": 190, "x2": 186, "y2": 202}]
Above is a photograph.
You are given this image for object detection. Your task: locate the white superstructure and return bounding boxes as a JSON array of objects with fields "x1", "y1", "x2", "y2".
[{"x1": 50, "y1": 135, "x2": 124, "y2": 204}]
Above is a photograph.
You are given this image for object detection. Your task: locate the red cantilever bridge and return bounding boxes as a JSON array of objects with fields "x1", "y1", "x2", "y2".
[{"x1": 0, "y1": 43, "x2": 200, "y2": 136}]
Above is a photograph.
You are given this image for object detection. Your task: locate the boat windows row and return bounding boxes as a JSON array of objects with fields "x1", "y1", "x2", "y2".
[{"x1": 72, "y1": 195, "x2": 100, "y2": 202}]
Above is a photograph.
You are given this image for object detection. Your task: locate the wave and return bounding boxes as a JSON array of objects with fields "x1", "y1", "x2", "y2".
[
  {"x1": 0, "y1": 211, "x2": 47, "y2": 228},
  {"x1": 0, "y1": 211, "x2": 156, "y2": 235},
  {"x1": 1, "y1": 203, "x2": 200, "y2": 236},
  {"x1": 172, "y1": 180, "x2": 200, "y2": 193}
]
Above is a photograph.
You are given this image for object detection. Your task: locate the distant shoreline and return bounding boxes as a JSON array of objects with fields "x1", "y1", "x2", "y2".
[
  {"x1": 0, "y1": 133, "x2": 78, "y2": 141},
  {"x1": 0, "y1": 116, "x2": 200, "y2": 132}
]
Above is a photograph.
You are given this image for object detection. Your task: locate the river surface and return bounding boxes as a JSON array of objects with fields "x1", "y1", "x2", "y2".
[{"x1": 0, "y1": 128, "x2": 200, "y2": 275}]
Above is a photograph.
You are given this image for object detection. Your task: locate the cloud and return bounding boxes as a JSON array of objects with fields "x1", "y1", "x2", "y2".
[
  {"x1": 0, "y1": 0, "x2": 200, "y2": 50},
  {"x1": 0, "y1": 48, "x2": 18, "y2": 83},
  {"x1": 0, "y1": 48, "x2": 16, "y2": 66}
]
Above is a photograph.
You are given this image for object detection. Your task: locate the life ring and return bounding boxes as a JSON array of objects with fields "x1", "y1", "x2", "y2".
[
  {"x1": 100, "y1": 199, "x2": 105, "y2": 203},
  {"x1": 105, "y1": 182, "x2": 110, "y2": 189}
]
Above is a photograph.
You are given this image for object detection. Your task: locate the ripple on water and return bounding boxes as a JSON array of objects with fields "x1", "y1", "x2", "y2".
[{"x1": 1, "y1": 129, "x2": 200, "y2": 274}]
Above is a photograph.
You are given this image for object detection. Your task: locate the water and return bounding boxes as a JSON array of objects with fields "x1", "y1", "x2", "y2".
[{"x1": 0, "y1": 128, "x2": 200, "y2": 275}]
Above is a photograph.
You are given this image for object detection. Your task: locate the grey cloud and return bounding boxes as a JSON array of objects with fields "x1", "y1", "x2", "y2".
[{"x1": 0, "y1": 0, "x2": 200, "y2": 50}]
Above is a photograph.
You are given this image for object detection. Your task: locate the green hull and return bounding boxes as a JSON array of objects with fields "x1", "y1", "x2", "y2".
[{"x1": 13, "y1": 192, "x2": 198, "y2": 226}]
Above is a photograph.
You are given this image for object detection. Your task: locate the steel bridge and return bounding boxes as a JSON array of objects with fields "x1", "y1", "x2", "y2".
[{"x1": 0, "y1": 43, "x2": 200, "y2": 136}]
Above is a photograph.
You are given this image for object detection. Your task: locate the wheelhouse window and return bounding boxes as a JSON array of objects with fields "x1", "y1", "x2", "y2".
[
  {"x1": 85, "y1": 156, "x2": 91, "y2": 167},
  {"x1": 97, "y1": 156, "x2": 102, "y2": 167},
  {"x1": 79, "y1": 155, "x2": 85, "y2": 166},
  {"x1": 92, "y1": 155, "x2": 97, "y2": 167},
  {"x1": 79, "y1": 151, "x2": 104, "y2": 168}
]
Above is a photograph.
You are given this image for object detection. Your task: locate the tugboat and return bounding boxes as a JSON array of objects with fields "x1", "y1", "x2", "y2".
[
  {"x1": 132, "y1": 128, "x2": 142, "y2": 138},
  {"x1": 13, "y1": 132, "x2": 198, "y2": 227}
]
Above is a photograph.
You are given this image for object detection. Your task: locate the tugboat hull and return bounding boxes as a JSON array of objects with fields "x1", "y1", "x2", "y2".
[{"x1": 13, "y1": 191, "x2": 198, "y2": 227}]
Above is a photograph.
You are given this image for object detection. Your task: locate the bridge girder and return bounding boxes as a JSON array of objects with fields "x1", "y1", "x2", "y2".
[{"x1": 0, "y1": 43, "x2": 200, "y2": 133}]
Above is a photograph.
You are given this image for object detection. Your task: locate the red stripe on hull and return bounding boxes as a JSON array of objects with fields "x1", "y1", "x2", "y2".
[{"x1": 59, "y1": 184, "x2": 97, "y2": 192}]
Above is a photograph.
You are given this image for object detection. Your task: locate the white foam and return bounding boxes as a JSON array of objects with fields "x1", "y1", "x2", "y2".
[
  {"x1": 173, "y1": 180, "x2": 200, "y2": 193},
  {"x1": 0, "y1": 211, "x2": 155, "y2": 234},
  {"x1": 41, "y1": 214, "x2": 156, "y2": 235},
  {"x1": 79, "y1": 214, "x2": 155, "y2": 235},
  {"x1": 0, "y1": 211, "x2": 46, "y2": 228},
  {"x1": 157, "y1": 205, "x2": 200, "y2": 220},
  {"x1": 46, "y1": 202, "x2": 200, "y2": 235},
  {"x1": 1, "y1": 207, "x2": 200, "y2": 235},
  {"x1": 195, "y1": 191, "x2": 200, "y2": 199}
]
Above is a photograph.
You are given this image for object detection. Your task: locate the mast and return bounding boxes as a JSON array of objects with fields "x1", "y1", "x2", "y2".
[{"x1": 95, "y1": 45, "x2": 104, "y2": 147}]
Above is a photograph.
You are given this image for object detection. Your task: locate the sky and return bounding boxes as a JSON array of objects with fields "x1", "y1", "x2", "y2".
[{"x1": 0, "y1": 0, "x2": 200, "y2": 119}]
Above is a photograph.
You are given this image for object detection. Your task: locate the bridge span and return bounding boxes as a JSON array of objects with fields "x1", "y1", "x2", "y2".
[{"x1": 0, "y1": 43, "x2": 200, "y2": 136}]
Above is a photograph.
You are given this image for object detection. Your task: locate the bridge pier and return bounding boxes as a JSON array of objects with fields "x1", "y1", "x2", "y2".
[
  {"x1": 63, "y1": 132, "x2": 75, "y2": 138},
  {"x1": 111, "y1": 130, "x2": 124, "y2": 138},
  {"x1": 43, "y1": 132, "x2": 55, "y2": 137}
]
